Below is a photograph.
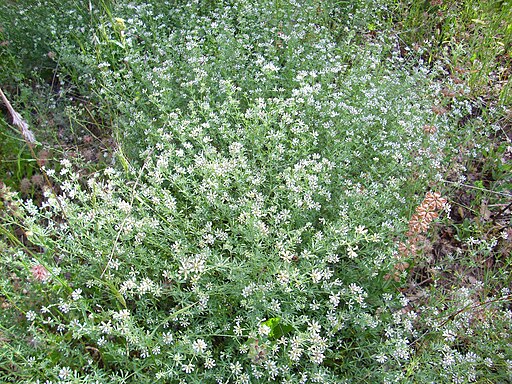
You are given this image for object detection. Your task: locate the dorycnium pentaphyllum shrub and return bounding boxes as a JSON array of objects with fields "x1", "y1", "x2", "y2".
[{"x1": 3, "y1": 1, "x2": 511, "y2": 383}]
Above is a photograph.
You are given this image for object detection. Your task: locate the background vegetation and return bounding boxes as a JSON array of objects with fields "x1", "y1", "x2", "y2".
[{"x1": 1, "y1": 0, "x2": 510, "y2": 383}]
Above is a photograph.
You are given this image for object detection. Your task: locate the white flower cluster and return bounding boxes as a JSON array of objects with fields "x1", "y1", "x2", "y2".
[{"x1": 4, "y1": 0, "x2": 508, "y2": 383}]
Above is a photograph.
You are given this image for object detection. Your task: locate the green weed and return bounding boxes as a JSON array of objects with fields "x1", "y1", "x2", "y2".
[{"x1": 0, "y1": 0, "x2": 510, "y2": 383}]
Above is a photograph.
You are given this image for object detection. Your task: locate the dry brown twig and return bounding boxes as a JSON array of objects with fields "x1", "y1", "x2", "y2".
[{"x1": 0, "y1": 86, "x2": 36, "y2": 144}]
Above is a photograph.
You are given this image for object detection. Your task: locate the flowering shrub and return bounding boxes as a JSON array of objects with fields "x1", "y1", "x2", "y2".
[{"x1": 1, "y1": 0, "x2": 511, "y2": 383}]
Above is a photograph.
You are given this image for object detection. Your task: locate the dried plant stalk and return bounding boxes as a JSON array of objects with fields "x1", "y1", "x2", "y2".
[{"x1": 0, "y1": 86, "x2": 36, "y2": 144}]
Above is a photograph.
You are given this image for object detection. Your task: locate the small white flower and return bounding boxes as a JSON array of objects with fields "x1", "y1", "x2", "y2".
[
  {"x1": 375, "y1": 354, "x2": 388, "y2": 363},
  {"x1": 310, "y1": 269, "x2": 323, "y2": 283},
  {"x1": 138, "y1": 277, "x2": 156, "y2": 295},
  {"x1": 229, "y1": 361, "x2": 243, "y2": 376},
  {"x1": 289, "y1": 344, "x2": 303, "y2": 362},
  {"x1": 329, "y1": 292, "x2": 340, "y2": 308},
  {"x1": 26, "y1": 310, "x2": 36, "y2": 321},
  {"x1": 309, "y1": 346, "x2": 325, "y2": 364},
  {"x1": 204, "y1": 357, "x2": 216, "y2": 369},
  {"x1": 442, "y1": 329, "x2": 456, "y2": 342},
  {"x1": 162, "y1": 331, "x2": 173, "y2": 344},
  {"x1": 355, "y1": 225, "x2": 367, "y2": 235},
  {"x1": 233, "y1": 322, "x2": 243, "y2": 336},
  {"x1": 58, "y1": 301, "x2": 70, "y2": 314},
  {"x1": 276, "y1": 270, "x2": 289, "y2": 285},
  {"x1": 99, "y1": 321, "x2": 113, "y2": 334},
  {"x1": 192, "y1": 338, "x2": 207, "y2": 354},
  {"x1": 59, "y1": 366, "x2": 72, "y2": 380},
  {"x1": 258, "y1": 323, "x2": 271, "y2": 337},
  {"x1": 113, "y1": 309, "x2": 130, "y2": 321},
  {"x1": 71, "y1": 288, "x2": 82, "y2": 301},
  {"x1": 181, "y1": 362, "x2": 195, "y2": 374},
  {"x1": 307, "y1": 320, "x2": 321, "y2": 335},
  {"x1": 483, "y1": 357, "x2": 493, "y2": 367},
  {"x1": 262, "y1": 62, "x2": 279, "y2": 74},
  {"x1": 347, "y1": 245, "x2": 358, "y2": 259},
  {"x1": 60, "y1": 158, "x2": 71, "y2": 168}
]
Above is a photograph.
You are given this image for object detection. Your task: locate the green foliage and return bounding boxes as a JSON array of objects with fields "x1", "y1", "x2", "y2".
[
  {"x1": 392, "y1": 0, "x2": 512, "y2": 103},
  {"x1": 0, "y1": 121, "x2": 33, "y2": 188},
  {"x1": 0, "y1": 0, "x2": 511, "y2": 383}
]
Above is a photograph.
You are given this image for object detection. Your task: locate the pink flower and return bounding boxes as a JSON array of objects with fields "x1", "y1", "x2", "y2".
[{"x1": 31, "y1": 264, "x2": 49, "y2": 282}]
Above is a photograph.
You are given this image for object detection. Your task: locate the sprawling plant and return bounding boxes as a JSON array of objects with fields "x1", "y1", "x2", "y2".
[{"x1": 1, "y1": 1, "x2": 510, "y2": 383}]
